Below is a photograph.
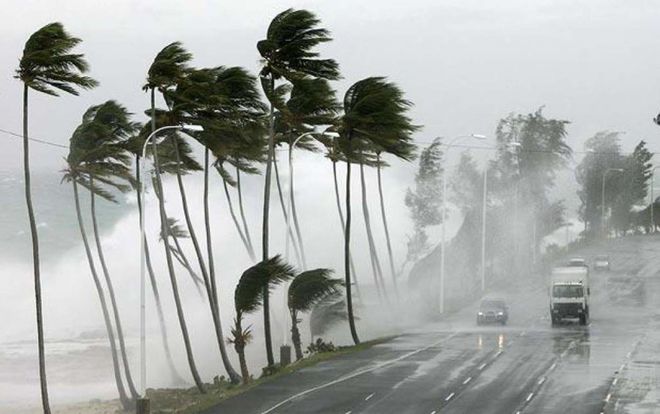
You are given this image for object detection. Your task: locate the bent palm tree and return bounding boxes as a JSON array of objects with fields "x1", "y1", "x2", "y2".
[
  {"x1": 229, "y1": 256, "x2": 295, "y2": 383},
  {"x1": 16, "y1": 22, "x2": 97, "y2": 413},
  {"x1": 144, "y1": 42, "x2": 206, "y2": 392},
  {"x1": 287, "y1": 269, "x2": 343, "y2": 360},
  {"x1": 258, "y1": 8, "x2": 340, "y2": 366},
  {"x1": 338, "y1": 77, "x2": 417, "y2": 344},
  {"x1": 171, "y1": 65, "x2": 266, "y2": 384},
  {"x1": 83, "y1": 102, "x2": 140, "y2": 399},
  {"x1": 63, "y1": 112, "x2": 134, "y2": 409}
]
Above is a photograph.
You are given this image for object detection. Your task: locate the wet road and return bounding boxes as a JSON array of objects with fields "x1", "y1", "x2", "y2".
[{"x1": 206, "y1": 236, "x2": 660, "y2": 414}]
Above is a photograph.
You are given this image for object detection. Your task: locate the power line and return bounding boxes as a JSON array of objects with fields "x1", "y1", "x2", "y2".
[{"x1": 0, "y1": 127, "x2": 69, "y2": 149}]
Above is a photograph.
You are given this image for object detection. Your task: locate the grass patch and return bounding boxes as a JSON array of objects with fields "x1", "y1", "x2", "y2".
[{"x1": 146, "y1": 336, "x2": 392, "y2": 414}]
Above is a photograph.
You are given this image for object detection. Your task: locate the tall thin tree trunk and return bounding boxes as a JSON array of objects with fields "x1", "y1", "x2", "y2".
[
  {"x1": 151, "y1": 88, "x2": 206, "y2": 393},
  {"x1": 262, "y1": 77, "x2": 275, "y2": 366},
  {"x1": 376, "y1": 154, "x2": 398, "y2": 298},
  {"x1": 333, "y1": 163, "x2": 362, "y2": 299},
  {"x1": 204, "y1": 149, "x2": 242, "y2": 384},
  {"x1": 135, "y1": 158, "x2": 184, "y2": 385},
  {"x1": 290, "y1": 311, "x2": 303, "y2": 360},
  {"x1": 22, "y1": 85, "x2": 51, "y2": 414},
  {"x1": 273, "y1": 157, "x2": 303, "y2": 267},
  {"x1": 288, "y1": 144, "x2": 307, "y2": 269},
  {"x1": 344, "y1": 137, "x2": 360, "y2": 345},
  {"x1": 359, "y1": 160, "x2": 388, "y2": 301},
  {"x1": 222, "y1": 178, "x2": 255, "y2": 261},
  {"x1": 332, "y1": 161, "x2": 361, "y2": 300},
  {"x1": 73, "y1": 181, "x2": 132, "y2": 409},
  {"x1": 89, "y1": 179, "x2": 139, "y2": 399},
  {"x1": 236, "y1": 167, "x2": 255, "y2": 260}
]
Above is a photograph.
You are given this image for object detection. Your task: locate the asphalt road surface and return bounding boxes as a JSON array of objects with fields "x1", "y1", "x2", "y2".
[{"x1": 206, "y1": 236, "x2": 660, "y2": 414}]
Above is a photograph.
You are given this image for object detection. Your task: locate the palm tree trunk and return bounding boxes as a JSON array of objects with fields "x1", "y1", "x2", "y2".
[
  {"x1": 359, "y1": 160, "x2": 388, "y2": 301},
  {"x1": 233, "y1": 317, "x2": 250, "y2": 384},
  {"x1": 273, "y1": 157, "x2": 303, "y2": 267},
  {"x1": 344, "y1": 136, "x2": 360, "y2": 345},
  {"x1": 235, "y1": 167, "x2": 256, "y2": 261},
  {"x1": 332, "y1": 161, "x2": 361, "y2": 301},
  {"x1": 222, "y1": 177, "x2": 255, "y2": 261},
  {"x1": 290, "y1": 311, "x2": 303, "y2": 360},
  {"x1": 287, "y1": 144, "x2": 307, "y2": 269},
  {"x1": 170, "y1": 136, "x2": 211, "y2": 292},
  {"x1": 376, "y1": 154, "x2": 398, "y2": 298},
  {"x1": 151, "y1": 88, "x2": 206, "y2": 393},
  {"x1": 135, "y1": 158, "x2": 184, "y2": 385},
  {"x1": 22, "y1": 85, "x2": 51, "y2": 414},
  {"x1": 73, "y1": 181, "x2": 132, "y2": 409},
  {"x1": 261, "y1": 77, "x2": 275, "y2": 367},
  {"x1": 204, "y1": 149, "x2": 242, "y2": 384},
  {"x1": 89, "y1": 178, "x2": 139, "y2": 399}
]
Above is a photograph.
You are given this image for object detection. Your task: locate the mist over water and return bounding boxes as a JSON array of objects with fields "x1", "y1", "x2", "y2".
[{"x1": 0, "y1": 150, "x2": 438, "y2": 409}]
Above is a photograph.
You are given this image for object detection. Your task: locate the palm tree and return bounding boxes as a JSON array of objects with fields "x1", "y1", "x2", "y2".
[
  {"x1": 144, "y1": 42, "x2": 206, "y2": 393},
  {"x1": 82, "y1": 102, "x2": 140, "y2": 400},
  {"x1": 229, "y1": 256, "x2": 296, "y2": 383},
  {"x1": 15, "y1": 22, "x2": 97, "y2": 413},
  {"x1": 337, "y1": 77, "x2": 417, "y2": 344},
  {"x1": 257, "y1": 8, "x2": 340, "y2": 366},
  {"x1": 287, "y1": 269, "x2": 343, "y2": 360},
  {"x1": 63, "y1": 111, "x2": 134, "y2": 409},
  {"x1": 169, "y1": 65, "x2": 267, "y2": 384}
]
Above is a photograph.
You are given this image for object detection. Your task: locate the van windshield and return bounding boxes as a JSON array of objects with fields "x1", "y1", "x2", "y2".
[{"x1": 553, "y1": 285, "x2": 584, "y2": 298}]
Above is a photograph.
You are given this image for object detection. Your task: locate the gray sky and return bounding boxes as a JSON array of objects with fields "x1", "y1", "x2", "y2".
[{"x1": 1, "y1": 0, "x2": 660, "y2": 172}]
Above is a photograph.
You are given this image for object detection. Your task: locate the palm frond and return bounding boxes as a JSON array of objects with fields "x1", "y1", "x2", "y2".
[
  {"x1": 234, "y1": 255, "x2": 296, "y2": 316},
  {"x1": 17, "y1": 22, "x2": 98, "y2": 95},
  {"x1": 288, "y1": 268, "x2": 343, "y2": 312}
]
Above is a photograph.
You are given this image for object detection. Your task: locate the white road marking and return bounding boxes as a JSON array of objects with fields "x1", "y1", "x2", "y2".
[
  {"x1": 538, "y1": 376, "x2": 546, "y2": 385},
  {"x1": 619, "y1": 364, "x2": 626, "y2": 371},
  {"x1": 463, "y1": 377, "x2": 472, "y2": 385},
  {"x1": 478, "y1": 363, "x2": 487, "y2": 370},
  {"x1": 345, "y1": 411, "x2": 352, "y2": 414},
  {"x1": 526, "y1": 392, "x2": 534, "y2": 402},
  {"x1": 550, "y1": 362, "x2": 557, "y2": 370},
  {"x1": 365, "y1": 393, "x2": 374, "y2": 401},
  {"x1": 496, "y1": 350, "x2": 503, "y2": 356},
  {"x1": 259, "y1": 332, "x2": 461, "y2": 414},
  {"x1": 520, "y1": 331, "x2": 526, "y2": 337},
  {"x1": 612, "y1": 378, "x2": 618, "y2": 386},
  {"x1": 430, "y1": 411, "x2": 437, "y2": 414},
  {"x1": 626, "y1": 351, "x2": 632, "y2": 358},
  {"x1": 605, "y1": 393, "x2": 611, "y2": 402},
  {"x1": 445, "y1": 392, "x2": 455, "y2": 401}
]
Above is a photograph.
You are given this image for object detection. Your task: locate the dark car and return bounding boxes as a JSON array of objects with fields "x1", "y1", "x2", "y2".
[{"x1": 477, "y1": 299, "x2": 509, "y2": 325}]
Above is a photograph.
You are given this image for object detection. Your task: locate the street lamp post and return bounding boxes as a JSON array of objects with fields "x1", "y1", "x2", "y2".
[
  {"x1": 601, "y1": 168, "x2": 624, "y2": 237},
  {"x1": 281, "y1": 130, "x2": 338, "y2": 353},
  {"x1": 138, "y1": 124, "x2": 202, "y2": 408},
  {"x1": 440, "y1": 134, "x2": 486, "y2": 313},
  {"x1": 480, "y1": 165, "x2": 487, "y2": 292}
]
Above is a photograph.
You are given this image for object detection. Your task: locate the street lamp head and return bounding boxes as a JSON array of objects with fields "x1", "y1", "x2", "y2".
[
  {"x1": 182, "y1": 124, "x2": 204, "y2": 132},
  {"x1": 471, "y1": 134, "x2": 487, "y2": 140},
  {"x1": 613, "y1": 168, "x2": 624, "y2": 172}
]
